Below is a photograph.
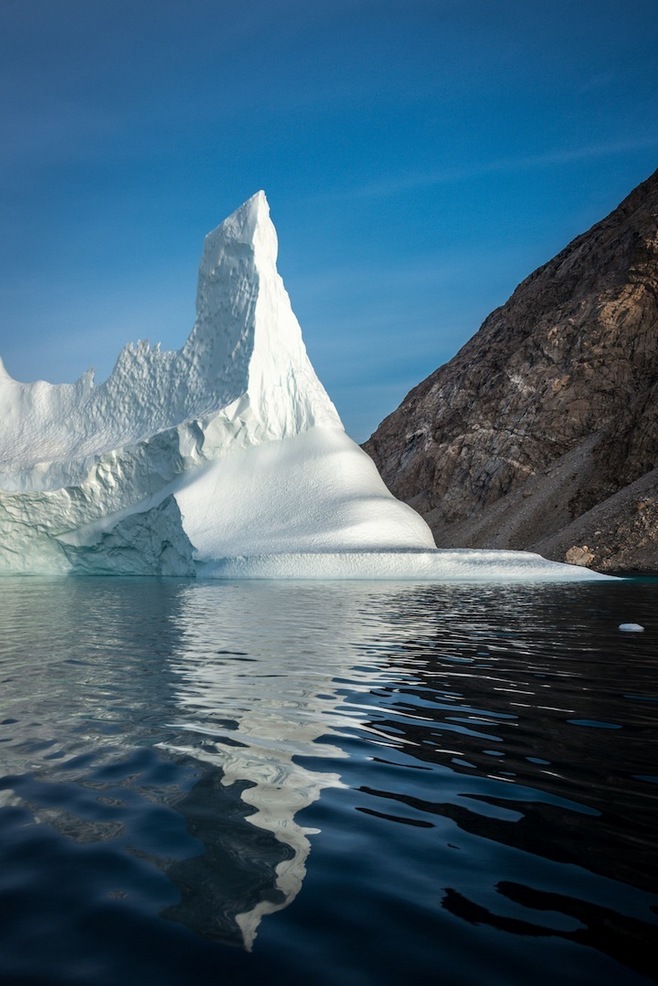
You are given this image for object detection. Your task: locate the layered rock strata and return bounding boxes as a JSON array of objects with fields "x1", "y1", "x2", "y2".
[{"x1": 364, "y1": 169, "x2": 658, "y2": 571}]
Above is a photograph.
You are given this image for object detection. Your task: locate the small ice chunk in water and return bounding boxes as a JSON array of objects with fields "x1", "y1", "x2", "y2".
[{"x1": 618, "y1": 623, "x2": 644, "y2": 632}]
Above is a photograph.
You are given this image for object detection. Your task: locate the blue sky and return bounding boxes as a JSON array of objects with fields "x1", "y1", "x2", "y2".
[{"x1": 1, "y1": 0, "x2": 657, "y2": 441}]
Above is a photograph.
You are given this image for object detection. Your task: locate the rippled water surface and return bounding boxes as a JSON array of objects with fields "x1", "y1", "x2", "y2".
[{"x1": 0, "y1": 576, "x2": 656, "y2": 985}]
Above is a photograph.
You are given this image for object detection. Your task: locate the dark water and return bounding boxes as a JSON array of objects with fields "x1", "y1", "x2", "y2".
[{"x1": 0, "y1": 576, "x2": 656, "y2": 986}]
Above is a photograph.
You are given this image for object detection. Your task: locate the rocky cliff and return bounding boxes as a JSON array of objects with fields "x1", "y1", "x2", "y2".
[{"x1": 364, "y1": 169, "x2": 658, "y2": 572}]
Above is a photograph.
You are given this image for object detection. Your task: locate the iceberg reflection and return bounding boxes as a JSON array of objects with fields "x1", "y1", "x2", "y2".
[{"x1": 161, "y1": 580, "x2": 414, "y2": 948}]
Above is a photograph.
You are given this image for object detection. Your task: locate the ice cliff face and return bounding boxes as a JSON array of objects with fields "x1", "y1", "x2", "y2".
[{"x1": 0, "y1": 192, "x2": 437, "y2": 576}]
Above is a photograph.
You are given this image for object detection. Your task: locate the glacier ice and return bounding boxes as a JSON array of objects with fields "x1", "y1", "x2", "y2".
[{"x1": 0, "y1": 192, "x2": 608, "y2": 581}]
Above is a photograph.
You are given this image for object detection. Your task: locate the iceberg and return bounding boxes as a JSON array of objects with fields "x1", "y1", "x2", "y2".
[{"x1": 0, "y1": 192, "x2": 607, "y2": 580}]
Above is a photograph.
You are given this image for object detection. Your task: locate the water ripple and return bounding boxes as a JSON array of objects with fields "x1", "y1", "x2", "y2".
[{"x1": 0, "y1": 576, "x2": 656, "y2": 985}]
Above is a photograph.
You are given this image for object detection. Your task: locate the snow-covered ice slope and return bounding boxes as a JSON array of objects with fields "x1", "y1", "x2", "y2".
[{"x1": 0, "y1": 192, "x2": 607, "y2": 580}]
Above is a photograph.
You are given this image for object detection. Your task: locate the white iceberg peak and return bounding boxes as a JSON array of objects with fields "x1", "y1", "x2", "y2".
[
  {"x1": 206, "y1": 188, "x2": 270, "y2": 247},
  {"x1": 0, "y1": 192, "x2": 339, "y2": 489},
  {"x1": 186, "y1": 189, "x2": 342, "y2": 446}
]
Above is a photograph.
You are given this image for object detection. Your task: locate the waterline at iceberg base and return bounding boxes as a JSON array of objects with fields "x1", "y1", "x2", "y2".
[
  {"x1": 198, "y1": 549, "x2": 604, "y2": 582},
  {"x1": 0, "y1": 193, "x2": 606, "y2": 581}
]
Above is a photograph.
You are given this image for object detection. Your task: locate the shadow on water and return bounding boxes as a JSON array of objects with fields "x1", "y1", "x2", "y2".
[{"x1": 0, "y1": 576, "x2": 655, "y2": 984}]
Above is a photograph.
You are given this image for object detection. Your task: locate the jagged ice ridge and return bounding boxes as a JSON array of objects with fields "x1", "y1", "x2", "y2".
[{"x1": 0, "y1": 192, "x2": 608, "y2": 580}]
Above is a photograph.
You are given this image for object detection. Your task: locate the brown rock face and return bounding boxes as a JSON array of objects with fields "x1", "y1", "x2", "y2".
[{"x1": 363, "y1": 169, "x2": 658, "y2": 571}]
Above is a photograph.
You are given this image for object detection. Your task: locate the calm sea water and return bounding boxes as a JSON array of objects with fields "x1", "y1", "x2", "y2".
[{"x1": 0, "y1": 576, "x2": 656, "y2": 986}]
